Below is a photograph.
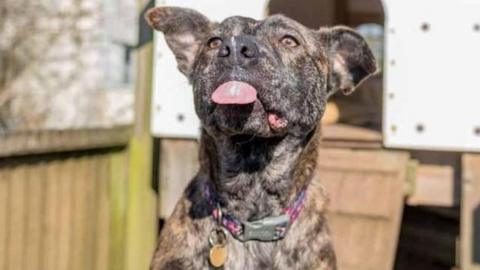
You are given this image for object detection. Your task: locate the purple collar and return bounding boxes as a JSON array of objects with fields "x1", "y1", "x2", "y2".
[{"x1": 204, "y1": 184, "x2": 307, "y2": 242}]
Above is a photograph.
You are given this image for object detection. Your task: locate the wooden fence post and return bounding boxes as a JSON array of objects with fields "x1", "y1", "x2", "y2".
[
  {"x1": 109, "y1": 152, "x2": 129, "y2": 270},
  {"x1": 461, "y1": 154, "x2": 480, "y2": 270},
  {"x1": 123, "y1": 1, "x2": 157, "y2": 268}
]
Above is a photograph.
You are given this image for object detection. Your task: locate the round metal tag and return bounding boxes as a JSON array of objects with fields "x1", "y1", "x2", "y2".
[{"x1": 209, "y1": 244, "x2": 228, "y2": 268}]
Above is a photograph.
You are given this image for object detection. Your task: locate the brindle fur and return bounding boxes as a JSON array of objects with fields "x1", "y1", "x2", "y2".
[{"x1": 146, "y1": 6, "x2": 376, "y2": 270}]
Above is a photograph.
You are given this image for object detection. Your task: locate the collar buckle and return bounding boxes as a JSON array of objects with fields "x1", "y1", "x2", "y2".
[{"x1": 239, "y1": 214, "x2": 291, "y2": 242}]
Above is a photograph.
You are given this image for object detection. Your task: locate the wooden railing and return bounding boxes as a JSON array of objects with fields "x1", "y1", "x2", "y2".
[{"x1": 0, "y1": 126, "x2": 131, "y2": 157}]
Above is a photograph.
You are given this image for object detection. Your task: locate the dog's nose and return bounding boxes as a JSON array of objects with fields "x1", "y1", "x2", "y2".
[{"x1": 218, "y1": 36, "x2": 259, "y2": 65}]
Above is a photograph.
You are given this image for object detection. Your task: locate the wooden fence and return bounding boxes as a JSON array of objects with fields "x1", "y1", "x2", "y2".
[{"x1": 0, "y1": 126, "x2": 156, "y2": 270}]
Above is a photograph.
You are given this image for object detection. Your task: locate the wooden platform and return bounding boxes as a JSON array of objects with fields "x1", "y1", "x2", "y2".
[
  {"x1": 322, "y1": 124, "x2": 383, "y2": 149},
  {"x1": 318, "y1": 148, "x2": 409, "y2": 270}
]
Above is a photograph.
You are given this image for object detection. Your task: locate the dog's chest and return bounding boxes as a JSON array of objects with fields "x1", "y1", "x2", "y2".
[
  {"x1": 224, "y1": 239, "x2": 277, "y2": 269},
  {"x1": 194, "y1": 238, "x2": 278, "y2": 270}
]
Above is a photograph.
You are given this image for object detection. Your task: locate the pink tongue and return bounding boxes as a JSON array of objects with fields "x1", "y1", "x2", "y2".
[{"x1": 211, "y1": 81, "x2": 257, "y2": 105}]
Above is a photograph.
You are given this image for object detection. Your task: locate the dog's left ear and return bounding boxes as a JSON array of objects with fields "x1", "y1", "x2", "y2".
[
  {"x1": 318, "y1": 26, "x2": 378, "y2": 96},
  {"x1": 145, "y1": 7, "x2": 212, "y2": 77}
]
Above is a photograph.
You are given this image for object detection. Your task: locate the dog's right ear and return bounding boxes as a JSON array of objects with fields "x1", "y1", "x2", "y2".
[
  {"x1": 318, "y1": 26, "x2": 377, "y2": 97},
  {"x1": 145, "y1": 7, "x2": 212, "y2": 77}
]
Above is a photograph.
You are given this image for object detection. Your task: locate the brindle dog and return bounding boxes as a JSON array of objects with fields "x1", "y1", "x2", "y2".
[{"x1": 146, "y1": 6, "x2": 376, "y2": 270}]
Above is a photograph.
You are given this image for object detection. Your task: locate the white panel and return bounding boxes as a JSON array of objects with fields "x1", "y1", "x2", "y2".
[
  {"x1": 151, "y1": 0, "x2": 268, "y2": 138},
  {"x1": 383, "y1": 0, "x2": 480, "y2": 152}
]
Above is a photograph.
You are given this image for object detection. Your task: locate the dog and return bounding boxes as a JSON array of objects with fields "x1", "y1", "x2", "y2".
[{"x1": 145, "y1": 6, "x2": 376, "y2": 270}]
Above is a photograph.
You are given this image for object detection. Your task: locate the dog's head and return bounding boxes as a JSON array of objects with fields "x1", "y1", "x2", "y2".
[{"x1": 146, "y1": 7, "x2": 377, "y2": 138}]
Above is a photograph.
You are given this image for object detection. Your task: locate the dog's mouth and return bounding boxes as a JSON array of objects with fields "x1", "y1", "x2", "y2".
[{"x1": 211, "y1": 80, "x2": 288, "y2": 132}]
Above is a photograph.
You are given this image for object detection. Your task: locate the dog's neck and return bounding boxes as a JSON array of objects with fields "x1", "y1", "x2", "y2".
[{"x1": 199, "y1": 127, "x2": 320, "y2": 221}]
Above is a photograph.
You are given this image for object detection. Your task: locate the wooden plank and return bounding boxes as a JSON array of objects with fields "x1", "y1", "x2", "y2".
[
  {"x1": 24, "y1": 163, "x2": 46, "y2": 270},
  {"x1": 0, "y1": 168, "x2": 10, "y2": 270},
  {"x1": 41, "y1": 162, "x2": 60, "y2": 270},
  {"x1": 329, "y1": 215, "x2": 387, "y2": 269},
  {"x1": 326, "y1": 171, "x2": 394, "y2": 219},
  {"x1": 159, "y1": 139, "x2": 199, "y2": 218},
  {"x1": 322, "y1": 124, "x2": 383, "y2": 143},
  {"x1": 461, "y1": 154, "x2": 480, "y2": 270},
  {"x1": 319, "y1": 140, "x2": 383, "y2": 149},
  {"x1": 94, "y1": 155, "x2": 110, "y2": 270},
  {"x1": 407, "y1": 164, "x2": 456, "y2": 207},
  {"x1": 71, "y1": 158, "x2": 89, "y2": 270},
  {"x1": 84, "y1": 157, "x2": 98, "y2": 270},
  {"x1": 0, "y1": 125, "x2": 131, "y2": 157},
  {"x1": 109, "y1": 152, "x2": 128, "y2": 270},
  {"x1": 320, "y1": 148, "x2": 409, "y2": 270},
  {"x1": 57, "y1": 159, "x2": 74, "y2": 270},
  {"x1": 321, "y1": 164, "x2": 402, "y2": 267},
  {"x1": 6, "y1": 166, "x2": 27, "y2": 270},
  {"x1": 318, "y1": 148, "x2": 408, "y2": 173}
]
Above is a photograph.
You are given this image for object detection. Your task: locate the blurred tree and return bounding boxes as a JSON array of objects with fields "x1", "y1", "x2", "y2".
[
  {"x1": 0, "y1": 0, "x2": 136, "y2": 132},
  {"x1": 1, "y1": 1, "x2": 58, "y2": 129}
]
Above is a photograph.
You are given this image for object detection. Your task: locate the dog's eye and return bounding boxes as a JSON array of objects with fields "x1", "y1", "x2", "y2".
[
  {"x1": 207, "y1": 37, "x2": 223, "y2": 49},
  {"x1": 280, "y1": 35, "x2": 300, "y2": 47}
]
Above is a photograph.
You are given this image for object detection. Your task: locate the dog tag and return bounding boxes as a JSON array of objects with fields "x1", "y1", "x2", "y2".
[
  {"x1": 208, "y1": 228, "x2": 228, "y2": 268},
  {"x1": 209, "y1": 244, "x2": 227, "y2": 268}
]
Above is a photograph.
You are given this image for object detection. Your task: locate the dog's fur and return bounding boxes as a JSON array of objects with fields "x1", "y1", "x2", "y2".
[{"x1": 146, "y1": 7, "x2": 376, "y2": 270}]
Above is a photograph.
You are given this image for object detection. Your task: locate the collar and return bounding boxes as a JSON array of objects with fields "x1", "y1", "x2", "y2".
[{"x1": 204, "y1": 184, "x2": 307, "y2": 242}]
